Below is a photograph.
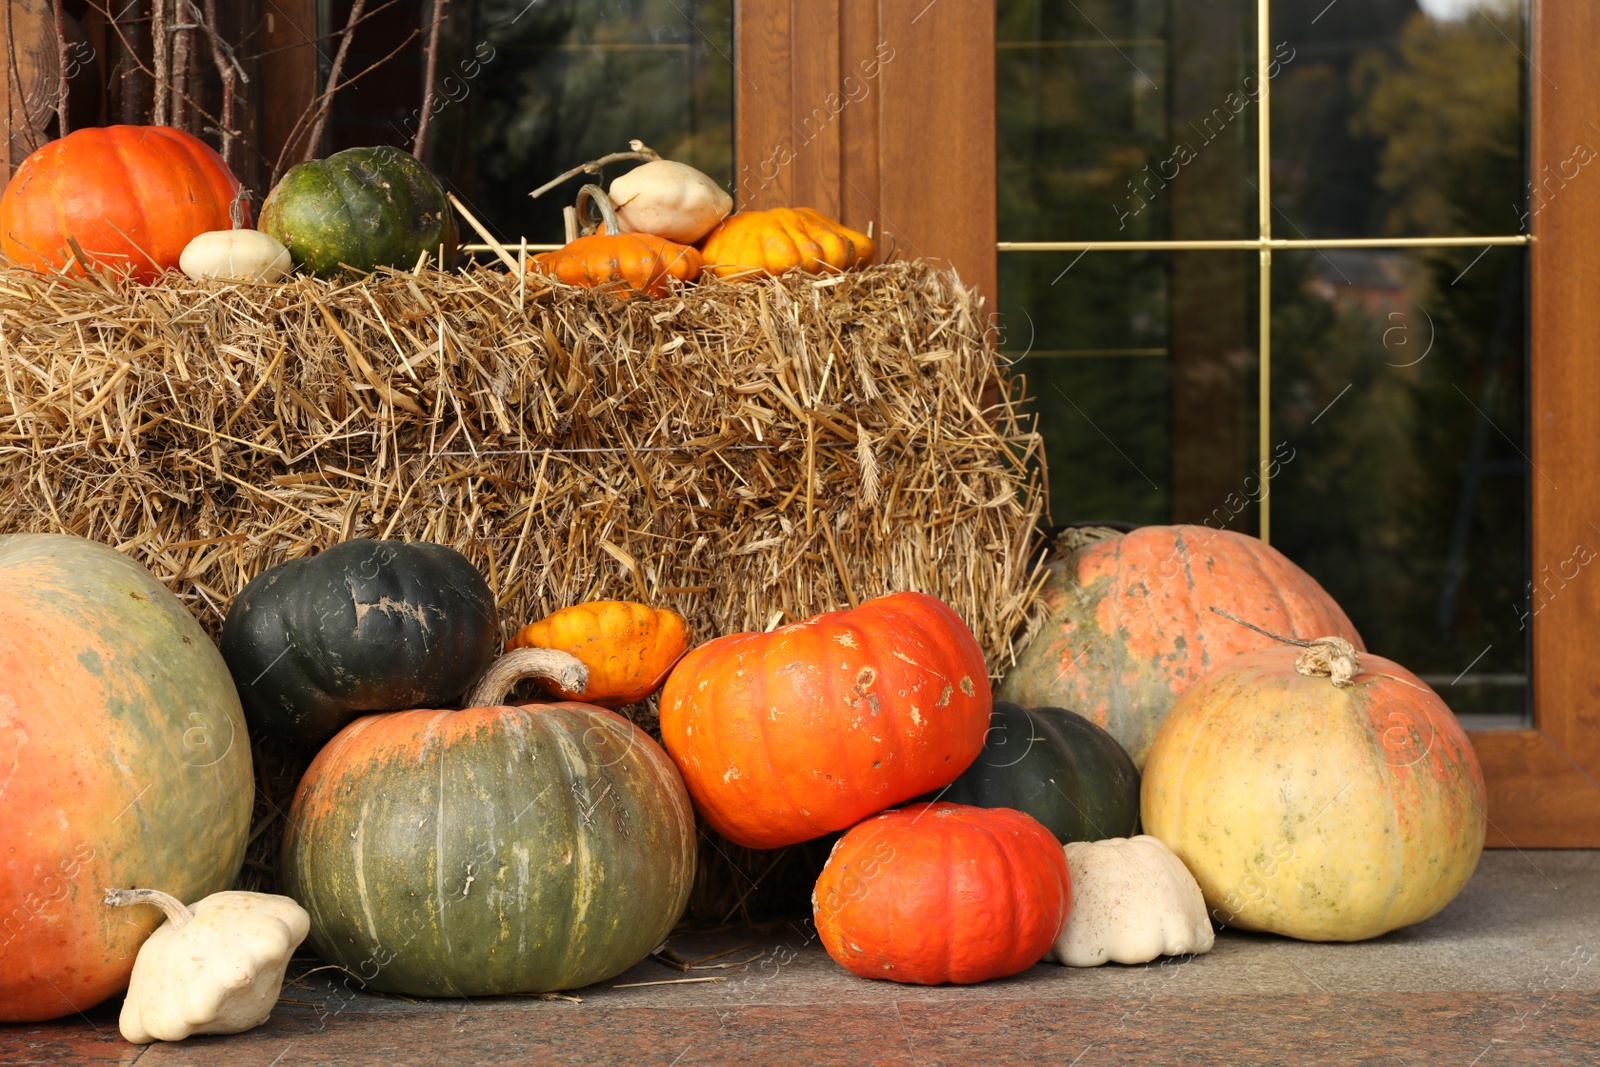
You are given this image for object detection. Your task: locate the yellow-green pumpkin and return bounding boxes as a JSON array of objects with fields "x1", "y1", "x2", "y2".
[{"x1": 1141, "y1": 637, "x2": 1485, "y2": 941}]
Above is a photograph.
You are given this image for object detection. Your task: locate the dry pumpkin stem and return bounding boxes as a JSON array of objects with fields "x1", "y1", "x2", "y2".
[
  {"x1": 0, "y1": 260, "x2": 1045, "y2": 914},
  {"x1": 1207, "y1": 606, "x2": 1360, "y2": 687},
  {"x1": 103, "y1": 887, "x2": 194, "y2": 928}
]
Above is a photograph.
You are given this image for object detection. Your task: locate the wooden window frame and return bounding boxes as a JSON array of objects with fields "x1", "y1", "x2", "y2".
[{"x1": 736, "y1": 0, "x2": 1600, "y2": 847}]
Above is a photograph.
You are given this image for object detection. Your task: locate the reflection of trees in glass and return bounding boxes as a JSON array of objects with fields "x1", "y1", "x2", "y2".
[
  {"x1": 436, "y1": 0, "x2": 733, "y2": 244},
  {"x1": 1272, "y1": 8, "x2": 1527, "y2": 714}
]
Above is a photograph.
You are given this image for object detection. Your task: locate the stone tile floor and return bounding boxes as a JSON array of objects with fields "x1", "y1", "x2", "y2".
[{"x1": 6, "y1": 851, "x2": 1600, "y2": 1066}]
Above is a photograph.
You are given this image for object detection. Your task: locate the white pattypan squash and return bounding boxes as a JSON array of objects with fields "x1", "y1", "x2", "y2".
[
  {"x1": 1047, "y1": 835, "x2": 1215, "y2": 967},
  {"x1": 105, "y1": 887, "x2": 310, "y2": 1043},
  {"x1": 609, "y1": 159, "x2": 733, "y2": 244},
  {"x1": 179, "y1": 229, "x2": 292, "y2": 282}
]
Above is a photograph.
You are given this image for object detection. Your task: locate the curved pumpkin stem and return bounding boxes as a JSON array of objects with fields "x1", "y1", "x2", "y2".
[
  {"x1": 574, "y1": 183, "x2": 623, "y2": 238},
  {"x1": 528, "y1": 141, "x2": 662, "y2": 201},
  {"x1": 229, "y1": 188, "x2": 254, "y2": 230},
  {"x1": 467, "y1": 648, "x2": 589, "y2": 708},
  {"x1": 104, "y1": 887, "x2": 194, "y2": 929}
]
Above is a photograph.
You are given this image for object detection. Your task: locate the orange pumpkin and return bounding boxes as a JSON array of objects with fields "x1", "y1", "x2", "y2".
[
  {"x1": 506, "y1": 601, "x2": 689, "y2": 707},
  {"x1": 533, "y1": 232, "x2": 702, "y2": 297},
  {"x1": 1142, "y1": 637, "x2": 1486, "y2": 941},
  {"x1": 698, "y1": 207, "x2": 873, "y2": 279},
  {"x1": 998, "y1": 525, "x2": 1363, "y2": 768},
  {"x1": 659, "y1": 591, "x2": 990, "y2": 849},
  {"x1": 0, "y1": 126, "x2": 244, "y2": 283},
  {"x1": 812, "y1": 803, "x2": 1071, "y2": 985}
]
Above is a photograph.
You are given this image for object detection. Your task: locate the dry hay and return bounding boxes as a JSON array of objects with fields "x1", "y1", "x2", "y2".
[{"x1": 0, "y1": 259, "x2": 1047, "y2": 920}]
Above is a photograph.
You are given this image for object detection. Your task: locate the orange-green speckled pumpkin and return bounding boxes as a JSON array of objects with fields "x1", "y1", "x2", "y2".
[
  {"x1": 0, "y1": 534, "x2": 252, "y2": 1023},
  {"x1": 1141, "y1": 637, "x2": 1485, "y2": 941},
  {"x1": 998, "y1": 525, "x2": 1363, "y2": 768}
]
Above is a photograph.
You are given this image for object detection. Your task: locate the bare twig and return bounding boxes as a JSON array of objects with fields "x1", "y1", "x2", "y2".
[
  {"x1": 51, "y1": 0, "x2": 68, "y2": 135},
  {"x1": 411, "y1": 0, "x2": 448, "y2": 158},
  {"x1": 299, "y1": 0, "x2": 367, "y2": 165},
  {"x1": 196, "y1": 0, "x2": 247, "y2": 168},
  {"x1": 3, "y1": 0, "x2": 43, "y2": 154},
  {"x1": 151, "y1": 0, "x2": 170, "y2": 125}
]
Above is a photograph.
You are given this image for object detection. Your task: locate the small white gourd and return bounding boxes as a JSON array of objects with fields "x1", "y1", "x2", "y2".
[
  {"x1": 180, "y1": 188, "x2": 291, "y2": 282},
  {"x1": 105, "y1": 887, "x2": 310, "y2": 1043},
  {"x1": 609, "y1": 158, "x2": 733, "y2": 244},
  {"x1": 1047, "y1": 835, "x2": 1215, "y2": 967}
]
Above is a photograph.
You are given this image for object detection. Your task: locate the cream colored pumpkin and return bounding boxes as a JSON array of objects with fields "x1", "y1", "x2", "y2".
[
  {"x1": 179, "y1": 229, "x2": 292, "y2": 282},
  {"x1": 1048, "y1": 835, "x2": 1213, "y2": 967},
  {"x1": 608, "y1": 159, "x2": 732, "y2": 244},
  {"x1": 105, "y1": 887, "x2": 309, "y2": 1043},
  {"x1": 1141, "y1": 638, "x2": 1486, "y2": 942}
]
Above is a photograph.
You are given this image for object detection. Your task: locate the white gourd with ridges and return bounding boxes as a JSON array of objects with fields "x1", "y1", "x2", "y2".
[{"x1": 608, "y1": 160, "x2": 732, "y2": 244}]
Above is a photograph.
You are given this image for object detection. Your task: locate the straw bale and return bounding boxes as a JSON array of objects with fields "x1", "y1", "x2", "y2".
[{"x1": 0, "y1": 259, "x2": 1047, "y2": 919}]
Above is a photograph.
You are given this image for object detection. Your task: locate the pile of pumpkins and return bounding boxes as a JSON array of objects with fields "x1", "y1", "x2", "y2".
[
  {"x1": 1, "y1": 520, "x2": 1488, "y2": 1040},
  {"x1": 0, "y1": 125, "x2": 871, "y2": 294}
]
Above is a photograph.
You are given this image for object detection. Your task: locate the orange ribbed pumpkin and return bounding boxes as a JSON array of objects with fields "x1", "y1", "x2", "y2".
[
  {"x1": 698, "y1": 207, "x2": 872, "y2": 279},
  {"x1": 812, "y1": 803, "x2": 1071, "y2": 985},
  {"x1": 659, "y1": 592, "x2": 990, "y2": 849},
  {"x1": 999, "y1": 525, "x2": 1363, "y2": 768},
  {"x1": 506, "y1": 600, "x2": 689, "y2": 707},
  {"x1": 532, "y1": 232, "x2": 701, "y2": 297},
  {"x1": 0, "y1": 126, "x2": 244, "y2": 283}
]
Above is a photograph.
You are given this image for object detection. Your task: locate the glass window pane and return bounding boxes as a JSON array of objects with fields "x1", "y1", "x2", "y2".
[
  {"x1": 414, "y1": 0, "x2": 735, "y2": 245},
  {"x1": 1271, "y1": 245, "x2": 1529, "y2": 725},
  {"x1": 1270, "y1": 0, "x2": 1528, "y2": 239}
]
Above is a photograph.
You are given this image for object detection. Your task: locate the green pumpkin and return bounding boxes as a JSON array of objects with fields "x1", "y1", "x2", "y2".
[
  {"x1": 921, "y1": 701, "x2": 1140, "y2": 844},
  {"x1": 282, "y1": 652, "x2": 698, "y2": 996},
  {"x1": 219, "y1": 539, "x2": 499, "y2": 745},
  {"x1": 258, "y1": 145, "x2": 458, "y2": 276}
]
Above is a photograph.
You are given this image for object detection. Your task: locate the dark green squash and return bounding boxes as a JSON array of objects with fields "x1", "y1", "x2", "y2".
[
  {"x1": 920, "y1": 701, "x2": 1140, "y2": 844},
  {"x1": 219, "y1": 539, "x2": 498, "y2": 745},
  {"x1": 258, "y1": 145, "x2": 458, "y2": 276},
  {"x1": 281, "y1": 650, "x2": 698, "y2": 996}
]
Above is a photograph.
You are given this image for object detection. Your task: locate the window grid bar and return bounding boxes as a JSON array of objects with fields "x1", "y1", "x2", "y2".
[
  {"x1": 1258, "y1": 0, "x2": 1275, "y2": 541},
  {"x1": 997, "y1": 236, "x2": 1532, "y2": 252}
]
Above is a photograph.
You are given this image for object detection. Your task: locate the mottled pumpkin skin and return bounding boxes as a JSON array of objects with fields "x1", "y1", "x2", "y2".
[
  {"x1": 698, "y1": 207, "x2": 873, "y2": 279},
  {"x1": 0, "y1": 535, "x2": 252, "y2": 1022},
  {"x1": 1141, "y1": 646, "x2": 1486, "y2": 941},
  {"x1": 507, "y1": 601, "x2": 689, "y2": 707},
  {"x1": 0, "y1": 125, "x2": 243, "y2": 283},
  {"x1": 259, "y1": 145, "x2": 457, "y2": 277},
  {"x1": 999, "y1": 526, "x2": 1363, "y2": 768},
  {"x1": 921, "y1": 702, "x2": 1140, "y2": 844},
  {"x1": 282, "y1": 701, "x2": 696, "y2": 996},
  {"x1": 812, "y1": 803, "x2": 1070, "y2": 985},
  {"x1": 660, "y1": 592, "x2": 991, "y2": 850},
  {"x1": 533, "y1": 232, "x2": 702, "y2": 297}
]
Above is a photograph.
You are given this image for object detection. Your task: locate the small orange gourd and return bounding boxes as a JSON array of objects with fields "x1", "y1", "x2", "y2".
[
  {"x1": 531, "y1": 183, "x2": 701, "y2": 297},
  {"x1": 506, "y1": 600, "x2": 689, "y2": 707},
  {"x1": 698, "y1": 207, "x2": 873, "y2": 279}
]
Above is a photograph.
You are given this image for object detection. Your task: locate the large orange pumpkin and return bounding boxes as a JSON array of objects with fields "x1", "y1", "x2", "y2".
[
  {"x1": 0, "y1": 126, "x2": 244, "y2": 283},
  {"x1": 506, "y1": 600, "x2": 689, "y2": 707},
  {"x1": 812, "y1": 802, "x2": 1071, "y2": 985},
  {"x1": 659, "y1": 592, "x2": 990, "y2": 849},
  {"x1": 0, "y1": 534, "x2": 253, "y2": 1022},
  {"x1": 999, "y1": 525, "x2": 1363, "y2": 768},
  {"x1": 1142, "y1": 637, "x2": 1486, "y2": 941}
]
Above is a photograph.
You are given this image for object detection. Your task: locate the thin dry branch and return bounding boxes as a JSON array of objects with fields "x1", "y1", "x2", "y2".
[
  {"x1": 411, "y1": 0, "x2": 448, "y2": 158},
  {"x1": 51, "y1": 0, "x2": 68, "y2": 134}
]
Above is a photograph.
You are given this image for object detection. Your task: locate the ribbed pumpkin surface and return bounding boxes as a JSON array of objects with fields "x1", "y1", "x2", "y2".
[
  {"x1": 660, "y1": 592, "x2": 990, "y2": 849},
  {"x1": 1142, "y1": 644, "x2": 1486, "y2": 941},
  {"x1": 283, "y1": 701, "x2": 696, "y2": 996},
  {"x1": 0, "y1": 534, "x2": 252, "y2": 1022},
  {"x1": 999, "y1": 525, "x2": 1363, "y2": 767},
  {"x1": 0, "y1": 125, "x2": 242, "y2": 283},
  {"x1": 813, "y1": 802, "x2": 1071, "y2": 985}
]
